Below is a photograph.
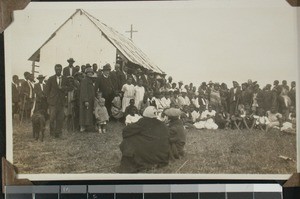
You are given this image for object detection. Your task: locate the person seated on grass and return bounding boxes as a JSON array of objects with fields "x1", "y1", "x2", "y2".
[
  {"x1": 215, "y1": 106, "x2": 230, "y2": 130},
  {"x1": 177, "y1": 91, "x2": 186, "y2": 109},
  {"x1": 148, "y1": 90, "x2": 157, "y2": 108},
  {"x1": 124, "y1": 99, "x2": 138, "y2": 117},
  {"x1": 191, "y1": 106, "x2": 201, "y2": 123},
  {"x1": 253, "y1": 107, "x2": 269, "y2": 132},
  {"x1": 111, "y1": 91, "x2": 123, "y2": 121},
  {"x1": 193, "y1": 105, "x2": 207, "y2": 129},
  {"x1": 170, "y1": 90, "x2": 180, "y2": 109},
  {"x1": 125, "y1": 106, "x2": 142, "y2": 126},
  {"x1": 154, "y1": 91, "x2": 164, "y2": 111},
  {"x1": 180, "y1": 105, "x2": 195, "y2": 129},
  {"x1": 191, "y1": 93, "x2": 200, "y2": 109},
  {"x1": 161, "y1": 91, "x2": 171, "y2": 109},
  {"x1": 230, "y1": 110, "x2": 243, "y2": 130},
  {"x1": 194, "y1": 105, "x2": 218, "y2": 130},
  {"x1": 118, "y1": 106, "x2": 170, "y2": 173},
  {"x1": 281, "y1": 107, "x2": 296, "y2": 134},
  {"x1": 182, "y1": 90, "x2": 191, "y2": 106},
  {"x1": 202, "y1": 105, "x2": 218, "y2": 130},
  {"x1": 266, "y1": 107, "x2": 283, "y2": 132},
  {"x1": 164, "y1": 108, "x2": 186, "y2": 160},
  {"x1": 140, "y1": 93, "x2": 150, "y2": 115},
  {"x1": 242, "y1": 104, "x2": 255, "y2": 130}
]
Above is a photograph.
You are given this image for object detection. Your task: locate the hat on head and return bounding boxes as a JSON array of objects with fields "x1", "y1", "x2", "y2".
[
  {"x1": 67, "y1": 58, "x2": 75, "y2": 63},
  {"x1": 36, "y1": 74, "x2": 46, "y2": 79},
  {"x1": 208, "y1": 80, "x2": 213, "y2": 85},
  {"x1": 143, "y1": 106, "x2": 157, "y2": 118},
  {"x1": 179, "y1": 81, "x2": 183, "y2": 84},
  {"x1": 164, "y1": 108, "x2": 182, "y2": 117},
  {"x1": 233, "y1": 81, "x2": 238, "y2": 84},
  {"x1": 24, "y1": 71, "x2": 31, "y2": 77},
  {"x1": 103, "y1": 63, "x2": 111, "y2": 71},
  {"x1": 85, "y1": 67, "x2": 94, "y2": 74}
]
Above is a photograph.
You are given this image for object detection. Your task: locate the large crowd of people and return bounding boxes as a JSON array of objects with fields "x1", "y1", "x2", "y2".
[
  {"x1": 12, "y1": 58, "x2": 297, "y2": 134},
  {"x1": 11, "y1": 57, "x2": 297, "y2": 172}
]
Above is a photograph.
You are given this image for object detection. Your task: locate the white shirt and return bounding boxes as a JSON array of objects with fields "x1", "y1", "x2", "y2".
[
  {"x1": 39, "y1": 83, "x2": 44, "y2": 91},
  {"x1": 125, "y1": 114, "x2": 142, "y2": 125},
  {"x1": 191, "y1": 110, "x2": 200, "y2": 122},
  {"x1": 56, "y1": 76, "x2": 62, "y2": 87}
]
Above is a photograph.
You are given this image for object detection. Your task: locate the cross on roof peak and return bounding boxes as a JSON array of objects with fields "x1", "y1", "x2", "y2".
[{"x1": 125, "y1": 24, "x2": 138, "y2": 40}]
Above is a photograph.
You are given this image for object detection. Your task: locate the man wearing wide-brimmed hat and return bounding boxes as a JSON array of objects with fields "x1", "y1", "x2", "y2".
[
  {"x1": 63, "y1": 58, "x2": 76, "y2": 77},
  {"x1": 33, "y1": 74, "x2": 47, "y2": 113},
  {"x1": 95, "y1": 63, "x2": 115, "y2": 116}
]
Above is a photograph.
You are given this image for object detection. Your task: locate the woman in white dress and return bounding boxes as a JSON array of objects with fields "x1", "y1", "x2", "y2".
[
  {"x1": 121, "y1": 77, "x2": 135, "y2": 112},
  {"x1": 134, "y1": 79, "x2": 145, "y2": 110}
]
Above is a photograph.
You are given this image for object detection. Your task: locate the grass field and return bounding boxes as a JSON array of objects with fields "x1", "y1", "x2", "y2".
[{"x1": 12, "y1": 119, "x2": 297, "y2": 174}]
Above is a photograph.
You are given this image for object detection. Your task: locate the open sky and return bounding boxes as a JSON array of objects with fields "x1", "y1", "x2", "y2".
[{"x1": 4, "y1": 0, "x2": 298, "y2": 87}]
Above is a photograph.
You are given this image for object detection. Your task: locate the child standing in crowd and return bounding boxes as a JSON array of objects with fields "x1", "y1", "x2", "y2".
[
  {"x1": 121, "y1": 77, "x2": 135, "y2": 112},
  {"x1": 111, "y1": 91, "x2": 123, "y2": 120},
  {"x1": 134, "y1": 79, "x2": 145, "y2": 111},
  {"x1": 94, "y1": 92, "x2": 109, "y2": 134}
]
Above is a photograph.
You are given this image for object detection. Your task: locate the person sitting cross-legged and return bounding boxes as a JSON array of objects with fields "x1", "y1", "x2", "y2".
[
  {"x1": 215, "y1": 106, "x2": 230, "y2": 130},
  {"x1": 266, "y1": 106, "x2": 283, "y2": 132}
]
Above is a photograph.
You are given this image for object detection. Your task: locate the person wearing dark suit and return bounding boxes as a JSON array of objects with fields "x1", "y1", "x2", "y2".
[
  {"x1": 20, "y1": 72, "x2": 35, "y2": 120},
  {"x1": 63, "y1": 58, "x2": 76, "y2": 77},
  {"x1": 95, "y1": 64, "x2": 115, "y2": 116},
  {"x1": 110, "y1": 63, "x2": 121, "y2": 91},
  {"x1": 34, "y1": 74, "x2": 47, "y2": 113},
  {"x1": 45, "y1": 64, "x2": 67, "y2": 138},
  {"x1": 229, "y1": 81, "x2": 241, "y2": 115},
  {"x1": 12, "y1": 75, "x2": 20, "y2": 116}
]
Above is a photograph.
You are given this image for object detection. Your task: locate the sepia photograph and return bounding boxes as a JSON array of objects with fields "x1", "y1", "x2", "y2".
[{"x1": 4, "y1": 0, "x2": 298, "y2": 180}]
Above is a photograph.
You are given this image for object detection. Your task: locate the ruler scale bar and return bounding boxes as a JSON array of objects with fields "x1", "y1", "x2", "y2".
[{"x1": 4, "y1": 184, "x2": 283, "y2": 199}]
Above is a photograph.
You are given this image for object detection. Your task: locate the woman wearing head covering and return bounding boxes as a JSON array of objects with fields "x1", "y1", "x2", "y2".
[
  {"x1": 164, "y1": 108, "x2": 186, "y2": 159},
  {"x1": 118, "y1": 106, "x2": 170, "y2": 173},
  {"x1": 79, "y1": 68, "x2": 95, "y2": 132}
]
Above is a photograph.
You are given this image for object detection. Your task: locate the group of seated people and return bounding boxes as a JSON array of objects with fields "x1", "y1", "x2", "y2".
[{"x1": 118, "y1": 89, "x2": 296, "y2": 134}]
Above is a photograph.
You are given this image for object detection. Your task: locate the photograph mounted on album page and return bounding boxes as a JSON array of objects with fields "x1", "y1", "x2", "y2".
[{"x1": 4, "y1": 0, "x2": 299, "y2": 181}]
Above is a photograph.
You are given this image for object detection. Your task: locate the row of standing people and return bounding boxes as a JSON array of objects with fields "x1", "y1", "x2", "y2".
[{"x1": 12, "y1": 58, "x2": 296, "y2": 137}]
